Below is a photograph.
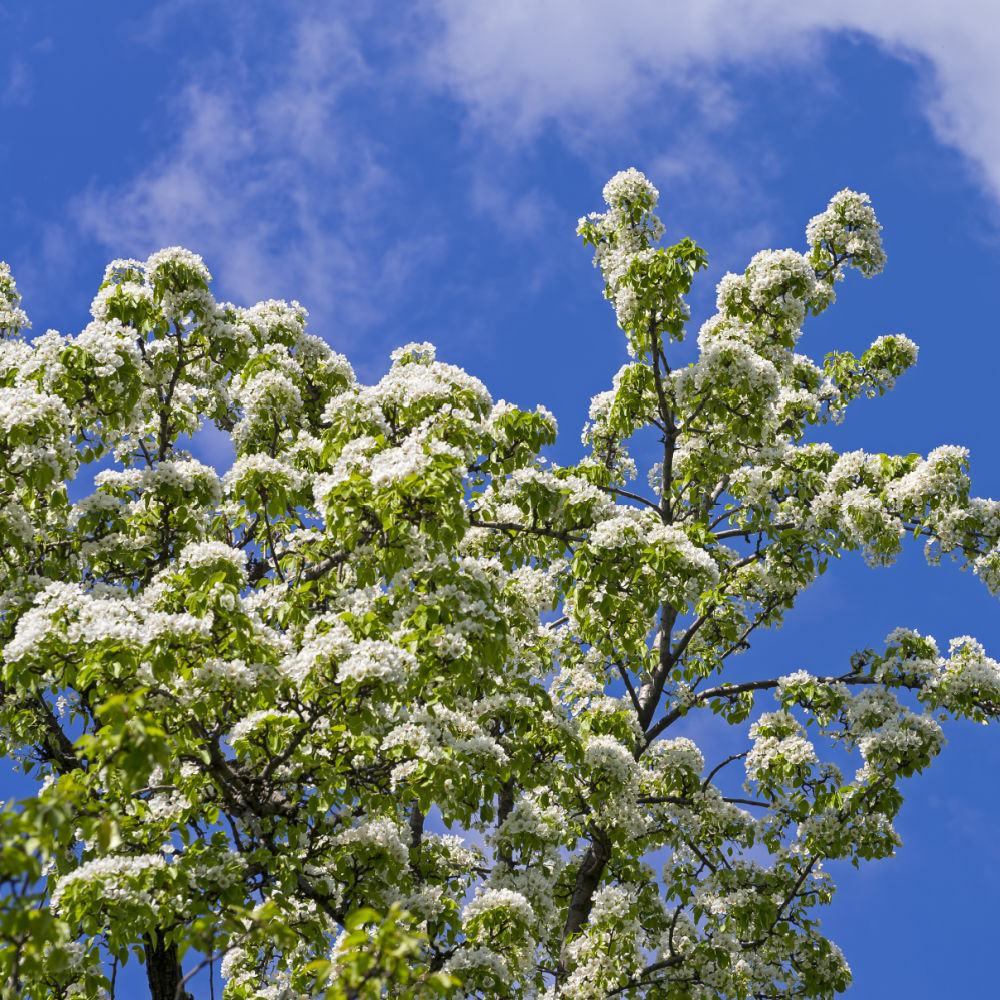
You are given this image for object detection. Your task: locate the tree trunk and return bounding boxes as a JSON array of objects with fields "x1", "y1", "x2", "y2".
[
  {"x1": 144, "y1": 933, "x2": 191, "y2": 1000},
  {"x1": 559, "y1": 829, "x2": 612, "y2": 970}
]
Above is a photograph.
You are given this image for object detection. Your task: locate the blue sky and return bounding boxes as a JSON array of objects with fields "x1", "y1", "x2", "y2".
[{"x1": 3, "y1": 2, "x2": 1000, "y2": 997}]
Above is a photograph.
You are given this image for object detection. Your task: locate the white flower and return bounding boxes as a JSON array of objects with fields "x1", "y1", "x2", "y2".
[
  {"x1": 50, "y1": 854, "x2": 167, "y2": 913},
  {"x1": 463, "y1": 887, "x2": 535, "y2": 927},
  {"x1": 177, "y1": 540, "x2": 247, "y2": 576},
  {"x1": 335, "y1": 639, "x2": 415, "y2": 687},
  {"x1": 0, "y1": 261, "x2": 30, "y2": 334},
  {"x1": 602, "y1": 167, "x2": 660, "y2": 210}
]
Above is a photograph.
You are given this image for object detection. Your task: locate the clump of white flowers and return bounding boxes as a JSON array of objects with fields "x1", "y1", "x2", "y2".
[
  {"x1": 50, "y1": 854, "x2": 167, "y2": 914},
  {"x1": 577, "y1": 168, "x2": 668, "y2": 338},
  {"x1": 0, "y1": 260, "x2": 30, "y2": 336},
  {"x1": 177, "y1": 539, "x2": 247, "y2": 574},
  {"x1": 807, "y1": 188, "x2": 886, "y2": 278}
]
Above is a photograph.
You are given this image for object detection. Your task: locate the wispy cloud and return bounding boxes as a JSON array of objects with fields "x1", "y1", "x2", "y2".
[
  {"x1": 424, "y1": 0, "x2": 1000, "y2": 205},
  {"x1": 2, "y1": 58, "x2": 30, "y2": 107},
  {"x1": 422, "y1": 1, "x2": 819, "y2": 137},
  {"x1": 71, "y1": 9, "x2": 437, "y2": 352}
]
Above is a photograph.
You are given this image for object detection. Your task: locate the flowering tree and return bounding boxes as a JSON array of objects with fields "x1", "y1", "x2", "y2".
[{"x1": 2, "y1": 170, "x2": 1000, "y2": 1000}]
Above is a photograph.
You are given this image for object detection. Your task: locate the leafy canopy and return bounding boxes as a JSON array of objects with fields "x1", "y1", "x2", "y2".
[{"x1": 1, "y1": 171, "x2": 999, "y2": 1000}]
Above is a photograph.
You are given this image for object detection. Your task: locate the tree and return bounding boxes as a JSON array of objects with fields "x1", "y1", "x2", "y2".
[{"x1": 1, "y1": 169, "x2": 999, "y2": 1000}]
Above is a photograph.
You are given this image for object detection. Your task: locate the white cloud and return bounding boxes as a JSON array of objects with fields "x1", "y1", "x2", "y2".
[
  {"x1": 423, "y1": 2, "x2": 817, "y2": 133},
  {"x1": 469, "y1": 167, "x2": 552, "y2": 239},
  {"x1": 425, "y1": 0, "x2": 1000, "y2": 202},
  {"x1": 2, "y1": 58, "x2": 30, "y2": 107},
  {"x1": 71, "y1": 10, "x2": 436, "y2": 350}
]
